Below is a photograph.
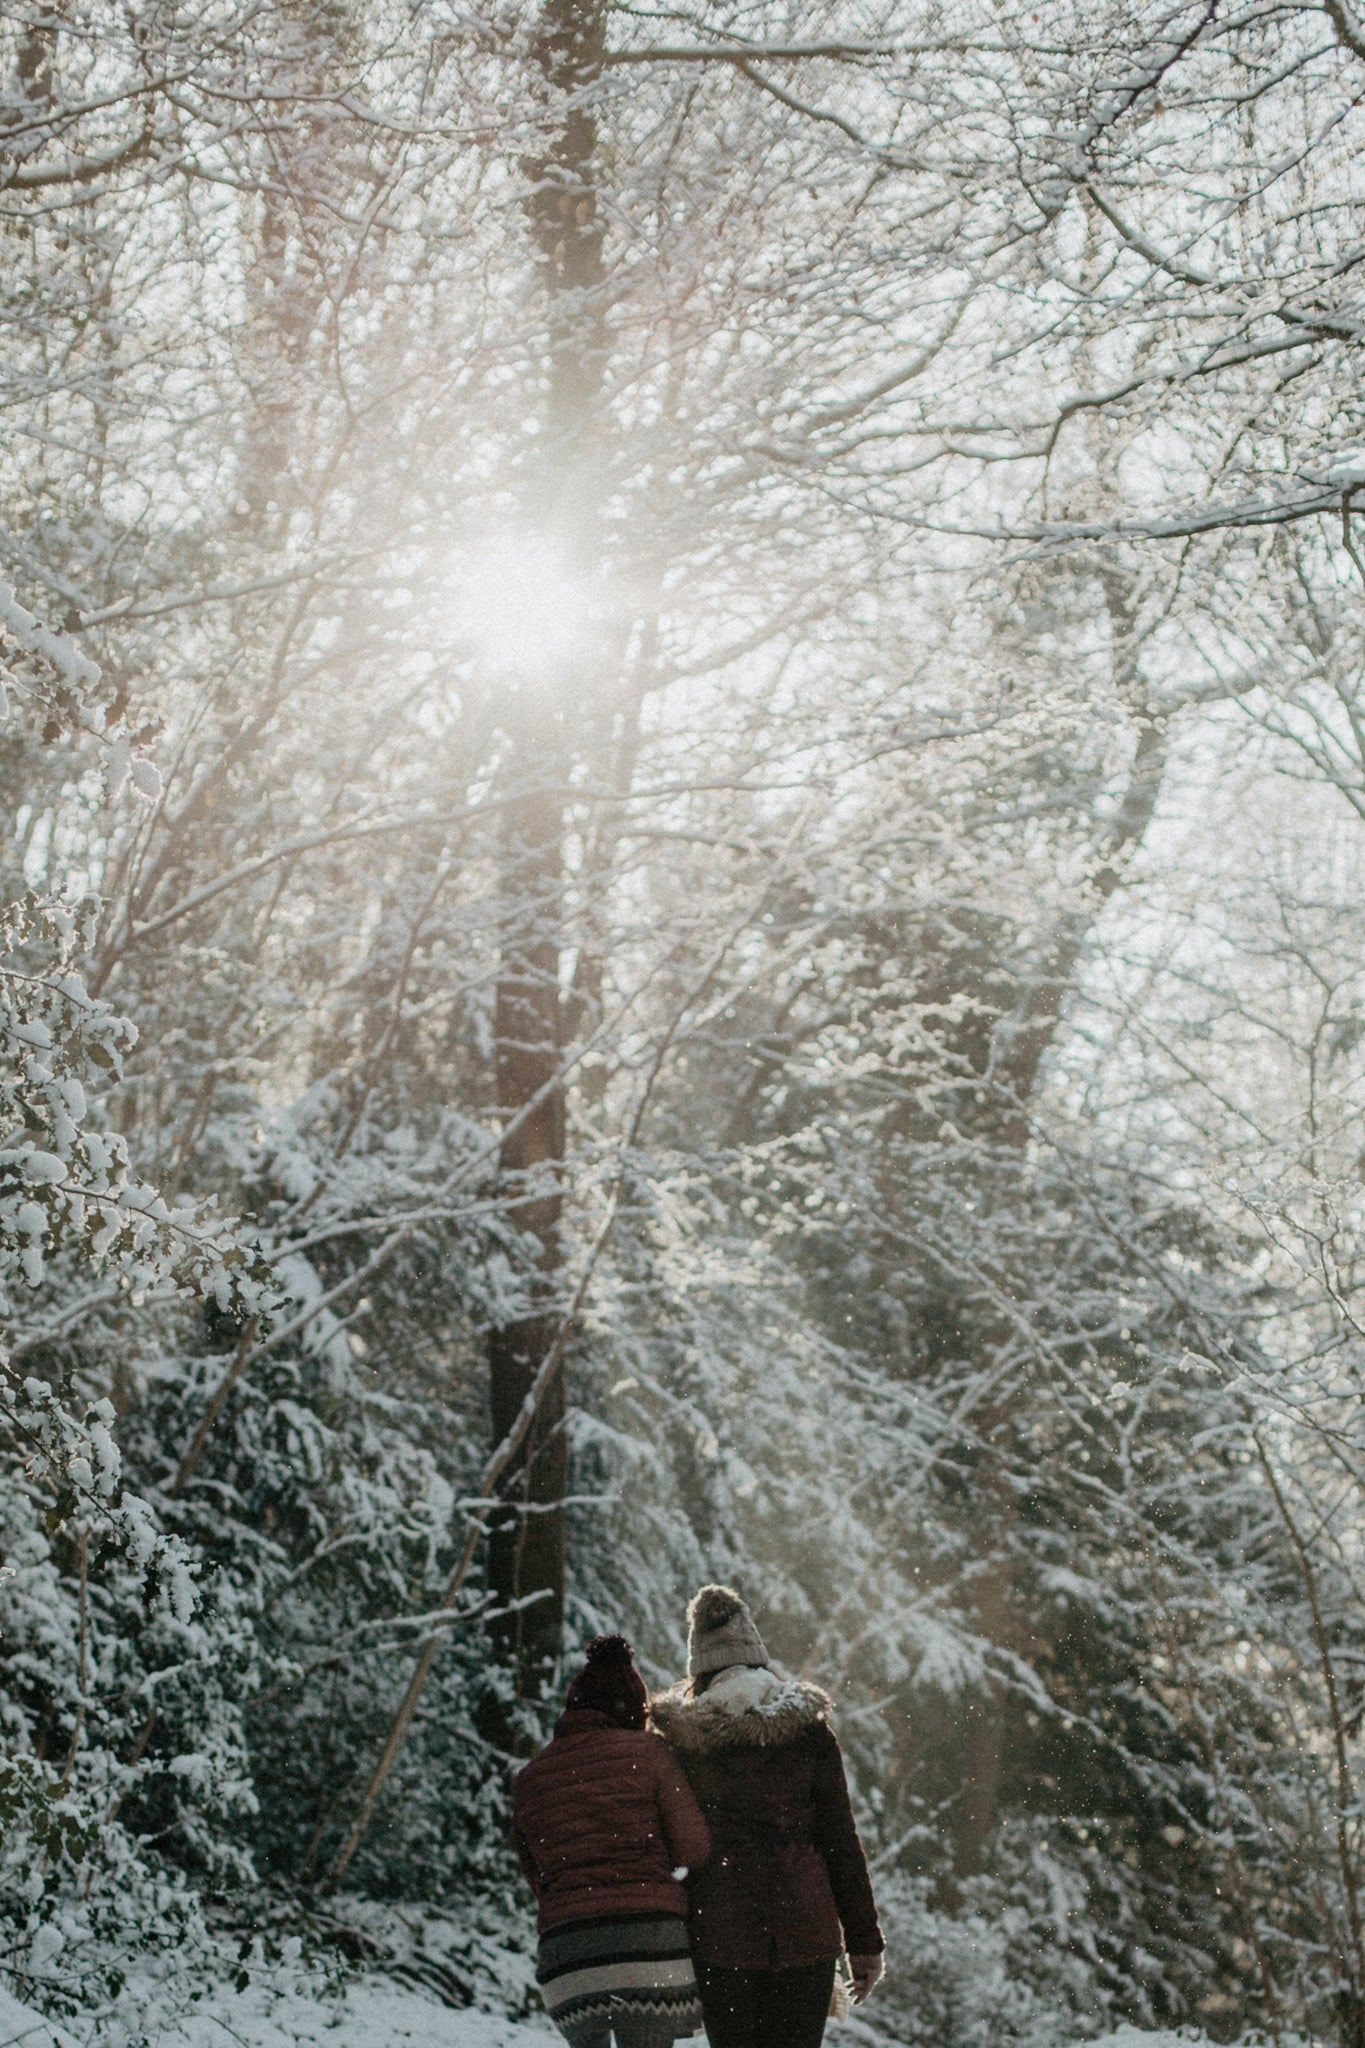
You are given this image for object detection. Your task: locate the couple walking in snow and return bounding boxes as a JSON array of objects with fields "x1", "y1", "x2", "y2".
[{"x1": 513, "y1": 1585, "x2": 885, "y2": 2048}]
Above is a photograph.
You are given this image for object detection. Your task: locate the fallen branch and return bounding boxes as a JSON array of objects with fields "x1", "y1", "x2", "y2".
[
  {"x1": 323, "y1": 1201, "x2": 618, "y2": 1888},
  {"x1": 324, "y1": 846, "x2": 806, "y2": 1885}
]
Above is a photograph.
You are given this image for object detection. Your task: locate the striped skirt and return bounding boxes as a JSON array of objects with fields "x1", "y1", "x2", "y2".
[{"x1": 536, "y1": 1912, "x2": 703, "y2": 2048}]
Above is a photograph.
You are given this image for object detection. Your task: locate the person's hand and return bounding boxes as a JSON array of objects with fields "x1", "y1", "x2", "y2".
[{"x1": 849, "y1": 1953, "x2": 885, "y2": 2004}]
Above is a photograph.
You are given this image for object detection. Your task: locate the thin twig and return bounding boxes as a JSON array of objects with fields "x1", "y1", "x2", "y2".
[{"x1": 166, "y1": 1317, "x2": 258, "y2": 1498}]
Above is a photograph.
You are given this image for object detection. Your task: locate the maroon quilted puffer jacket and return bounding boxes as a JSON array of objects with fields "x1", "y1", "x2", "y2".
[
  {"x1": 651, "y1": 1669, "x2": 884, "y2": 1970},
  {"x1": 513, "y1": 1707, "x2": 713, "y2": 1932}
]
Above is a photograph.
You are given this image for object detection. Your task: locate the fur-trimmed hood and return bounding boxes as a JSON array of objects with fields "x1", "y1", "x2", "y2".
[{"x1": 650, "y1": 1663, "x2": 834, "y2": 1755}]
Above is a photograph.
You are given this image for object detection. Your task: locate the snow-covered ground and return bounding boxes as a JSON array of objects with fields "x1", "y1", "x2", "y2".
[
  {"x1": 0, "y1": 1977, "x2": 555, "y2": 2048},
  {"x1": 0, "y1": 1977, "x2": 1232, "y2": 2048}
]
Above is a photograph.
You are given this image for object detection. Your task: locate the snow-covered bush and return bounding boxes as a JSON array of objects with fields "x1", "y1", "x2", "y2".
[{"x1": 0, "y1": 603, "x2": 271, "y2": 2007}]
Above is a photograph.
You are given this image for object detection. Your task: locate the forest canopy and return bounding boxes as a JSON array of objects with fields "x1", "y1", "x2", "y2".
[{"x1": 2, "y1": 3, "x2": 1365, "y2": 2045}]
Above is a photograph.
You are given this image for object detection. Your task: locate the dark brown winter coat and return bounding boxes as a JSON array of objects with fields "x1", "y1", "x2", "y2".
[
  {"x1": 650, "y1": 1669, "x2": 884, "y2": 1971},
  {"x1": 513, "y1": 1707, "x2": 713, "y2": 1933}
]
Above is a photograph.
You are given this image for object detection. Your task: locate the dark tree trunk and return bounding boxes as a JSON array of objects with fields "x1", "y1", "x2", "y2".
[
  {"x1": 486, "y1": 788, "x2": 570, "y2": 1697},
  {"x1": 484, "y1": 0, "x2": 607, "y2": 1718}
]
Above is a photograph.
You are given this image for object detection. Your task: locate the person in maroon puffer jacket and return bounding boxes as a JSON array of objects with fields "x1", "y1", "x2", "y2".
[
  {"x1": 650, "y1": 1587, "x2": 886, "y2": 2048},
  {"x1": 514, "y1": 1635, "x2": 712, "y2": 2048}
]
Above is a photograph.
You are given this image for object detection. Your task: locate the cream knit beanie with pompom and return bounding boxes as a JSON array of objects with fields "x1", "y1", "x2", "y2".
[{"x1": 687, "y1": 1583, "x2": 770, "y2": 1677}]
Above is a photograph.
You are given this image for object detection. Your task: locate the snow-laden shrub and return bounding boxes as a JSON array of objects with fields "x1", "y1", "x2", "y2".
[{"x1": 0, "y1": 599, "x2": 274, "y2": 2008}]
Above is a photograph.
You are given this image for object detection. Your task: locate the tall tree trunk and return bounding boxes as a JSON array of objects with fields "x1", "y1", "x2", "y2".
[
  {"x1": 947, "y1": 589, "x2": 1167, "y2": 1883},
  {"x1": 486, "y1": 790, "x2": 570, "y2": 1699},
  {"x1": 484, "y1": 0, "x2": 607, "y2": 1717}
]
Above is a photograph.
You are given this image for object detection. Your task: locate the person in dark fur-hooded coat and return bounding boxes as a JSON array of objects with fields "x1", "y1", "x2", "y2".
[{"x1": 651, "y1": 1586, "x2": 885, "y2": 2048}]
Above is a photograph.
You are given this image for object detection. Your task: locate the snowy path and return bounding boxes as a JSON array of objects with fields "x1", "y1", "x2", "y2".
[
  {"x1": 0, "y1": 1979, "x2": 555, "y2": 2048},
  {"x1": 1, "y1": 1978, "x2": 1211, "y2": 2048}
]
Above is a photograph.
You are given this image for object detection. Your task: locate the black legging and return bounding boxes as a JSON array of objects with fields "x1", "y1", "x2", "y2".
[
  {"x1": 696, "y1": 1961, "x2": 837, "y2": 2048},
  {"x1": 574, "y1": 2019, "x2": 694, "y2": 2048}
]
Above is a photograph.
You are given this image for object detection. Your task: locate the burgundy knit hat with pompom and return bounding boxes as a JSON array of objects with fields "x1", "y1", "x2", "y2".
[{"x1": 564, "y1": 1634, "x2": 648, "y2": 1730}]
